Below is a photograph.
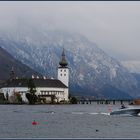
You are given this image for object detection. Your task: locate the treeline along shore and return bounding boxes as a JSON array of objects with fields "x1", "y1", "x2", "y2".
[{"x1": 0, "y1": 92, "x2": 135, "y2": 105}]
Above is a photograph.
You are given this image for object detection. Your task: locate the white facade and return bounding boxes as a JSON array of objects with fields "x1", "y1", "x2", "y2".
[
  {"x1": 1, "y1": 87, "x2": 29, "y2": 102},
  {"x1": 36, "y1": 87, "x2": 68, "y2": 101},
  {"x1": 1, "y1": 86, "x2": 68, "y2": 103},
  {"x1": 58, "y1": 67, "x2": 69, "y2": 87}
]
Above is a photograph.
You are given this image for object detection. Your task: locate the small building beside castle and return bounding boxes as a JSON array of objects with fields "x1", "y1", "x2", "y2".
[{"x1": 0, "y1": 49, "x2": 69, "y2": 103}]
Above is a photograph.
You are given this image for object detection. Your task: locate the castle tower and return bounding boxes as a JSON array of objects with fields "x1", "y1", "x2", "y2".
[{"x1": 58, "y1": 49, "x2": 69, "y2": 87}]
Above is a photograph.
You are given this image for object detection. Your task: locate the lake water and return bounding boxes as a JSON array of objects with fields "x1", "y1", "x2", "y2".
[{"x1": 0, "y1": 103, "x2": 140, "y2": 138}]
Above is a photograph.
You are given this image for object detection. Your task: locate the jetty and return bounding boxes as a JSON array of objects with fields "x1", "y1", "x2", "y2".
[{"x1": 77, "y1": 99, "x2": 132, "y2": 105}]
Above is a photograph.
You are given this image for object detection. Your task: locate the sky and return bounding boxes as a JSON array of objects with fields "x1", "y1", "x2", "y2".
[{"x1": 0, "y1": 1, "x2": 140, "y2": 61}]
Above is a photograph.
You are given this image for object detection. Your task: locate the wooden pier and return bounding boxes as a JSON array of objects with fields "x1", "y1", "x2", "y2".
[{"x1": 77, "y1": 99, "x2": 132, "y2": 105}]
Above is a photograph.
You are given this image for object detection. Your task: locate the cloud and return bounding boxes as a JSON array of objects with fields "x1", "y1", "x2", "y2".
[{"x1": 0, "y1": 1, "x2": 140, "y2": 61}]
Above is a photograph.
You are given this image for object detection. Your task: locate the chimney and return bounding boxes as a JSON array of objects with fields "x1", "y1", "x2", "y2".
[
  {"x1": 32, "y1": 75, "x2": 34, "y2": 79},
  {"x1": 43, "y1": 76, "x2": 46, "y2": 79}
]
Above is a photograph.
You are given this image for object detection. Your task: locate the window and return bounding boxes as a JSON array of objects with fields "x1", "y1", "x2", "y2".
[
  {"x1": 41, "y1": 91, "x2": 43, "y2": 95},
  {"x1": 64, "y1": 74, "x2": 66, "y2": 76},
  {"x1": 64, "y1": 70, "x2": 66, "y2": 72},
  {"x1": 60, "y1": 74, "x2": 62, "y2": 76},
  {"x1": 18, "y1": 82, "x2": 22, "y2": 86}
]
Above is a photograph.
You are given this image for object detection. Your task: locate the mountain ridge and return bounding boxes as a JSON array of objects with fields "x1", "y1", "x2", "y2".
[
  {"x1": 0, "y1": 46, "x2": 41, "y2": 81},
  {"x1": 0, "y1": 29, "x2": 139, "y2": 99}
]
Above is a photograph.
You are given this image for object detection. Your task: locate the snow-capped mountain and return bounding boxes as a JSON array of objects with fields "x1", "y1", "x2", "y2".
[{"x1": 0, "y1": 26, "x2": 139, "y2": 99}]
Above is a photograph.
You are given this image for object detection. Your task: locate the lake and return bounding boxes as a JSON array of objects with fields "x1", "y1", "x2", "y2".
[{"x1": 0, "y1": 103, "x2": 140, "y2": 138}]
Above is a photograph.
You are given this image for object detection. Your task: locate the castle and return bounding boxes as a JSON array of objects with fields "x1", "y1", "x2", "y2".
[{"x1": 0, "y1": 49, "x2": 69, "y2": 103}]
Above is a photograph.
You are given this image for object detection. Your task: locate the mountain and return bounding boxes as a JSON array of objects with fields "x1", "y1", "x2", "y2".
[
  {"x1": 0, "y1": 47, "x2": 41, "y2": 81},
  {"x1": 0, "y1": 27, "x2": 139, "y2": 99}
]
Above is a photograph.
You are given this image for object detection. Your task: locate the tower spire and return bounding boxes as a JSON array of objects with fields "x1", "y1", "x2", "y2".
[{"x1": 59, "y1": 48, "x2": 68, "y2": 67}]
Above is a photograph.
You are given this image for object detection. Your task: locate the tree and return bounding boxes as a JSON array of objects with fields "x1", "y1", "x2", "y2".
[
  {"x1": 16, "y1": 92, "x2": 22, "y2": 103},
  {"x1": 9, "y1": 92, "x2": 22, "y2": 103},
  {"x1": 26, "y1": 79, "x2": 37, "y2": 104},
  {"x1": 70, "y1": 97, "x2": 78, "y2": 104},
  {"x1": 26, "y1": 93, "x2": 38, "y2": 104},
  {"x1": 51, "y1": 95, "x2": 56, "y2": 104},
  {"x1": 28, "y1": 79, "x2": 36, "y2": 95},
  {"x1": 0, "y1": 93, "x2": 5, "y2": 103},
  {"x1": 6, "y1": 91, "x2": 9, "y2": 101}
]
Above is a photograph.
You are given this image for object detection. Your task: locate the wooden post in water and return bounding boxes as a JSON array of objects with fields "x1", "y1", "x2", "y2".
[
  {"x1": 89, "y1": 100, "x2": 91, "y2": 104},
  {"x1": 113, "y1": 100, "x2": 115, "y2": 105}
]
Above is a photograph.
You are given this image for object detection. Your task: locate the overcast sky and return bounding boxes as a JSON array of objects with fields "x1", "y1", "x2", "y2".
[{"x1": 0, "y1": 1, "x2": 140, "y2": 61}]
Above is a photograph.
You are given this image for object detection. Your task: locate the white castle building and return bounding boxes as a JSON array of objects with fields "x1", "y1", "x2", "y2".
[{"x1": 0, "y1": 49, "x2": 69, "y2": 103}]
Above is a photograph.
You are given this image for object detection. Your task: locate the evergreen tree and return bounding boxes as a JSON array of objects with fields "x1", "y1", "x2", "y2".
[
  {"x1": 26, "y1": 79, "x2": 37, "y2": 104},
  {"x1": 28, "y1": 79, "x2": 36, "y2": 95},
  {"x1": 6, "y1": 91, "x2": 9, "y2": 101},
  {"x1": 70, "y1": 97, "x2": 78, "y2": 104}
]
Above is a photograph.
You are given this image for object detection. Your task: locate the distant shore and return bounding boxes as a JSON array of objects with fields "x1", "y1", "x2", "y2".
[{"x1": 0, "y1": 99, "x2": 134, "y2": 105}]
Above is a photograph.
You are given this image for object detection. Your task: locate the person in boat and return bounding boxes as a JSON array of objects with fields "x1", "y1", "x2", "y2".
[{"x1": 120, "y1": 103, "x2": 126, "y2": 109}]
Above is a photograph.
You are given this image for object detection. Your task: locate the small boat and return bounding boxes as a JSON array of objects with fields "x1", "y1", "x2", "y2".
[{"x1": 110, "y1": 106, "x2": 140, "y2": 116}]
